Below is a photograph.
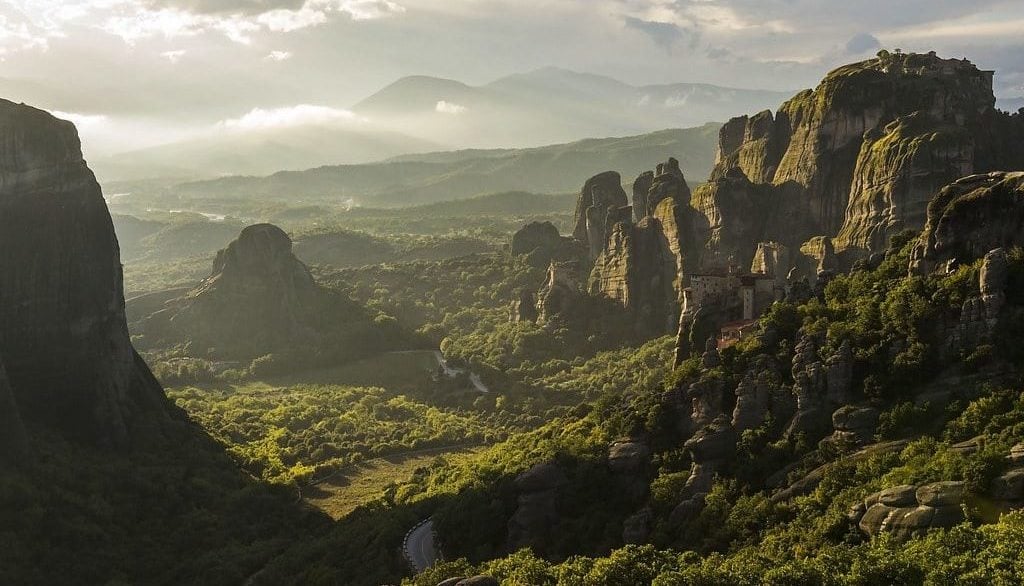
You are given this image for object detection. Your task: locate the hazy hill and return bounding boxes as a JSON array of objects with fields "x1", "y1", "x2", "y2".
[
  {"x1": 91, "y1": 124, "x2": 439, "y2": 182},
  {"x1": 353, "y1": 67, "x2": 791, "y2": 150},
  {"x1": 174, "y1": 125, "x2": 720, "y2": 207},
  {"x1": 90, "y1": 67, "x2": 783, "y2": 182}
]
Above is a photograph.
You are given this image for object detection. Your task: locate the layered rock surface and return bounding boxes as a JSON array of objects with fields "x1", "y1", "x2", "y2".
[
  {"x1": 701, "y1": 52, "x2": 1024, "y2": 268},
  {"x1": 0, "y1": 99, "x2": 168, "y2": 447},
  {"x1": 910, "y1": 172, "x2": 1024, "y2": 273},
  {"x1": 584, "y1": 160, "x2": 704, "y2": 333}
]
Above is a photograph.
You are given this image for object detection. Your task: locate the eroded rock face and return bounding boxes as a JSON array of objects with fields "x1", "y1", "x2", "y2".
[
  {"x1": 537, "y1": 261, "x2": 581, "y2": 324},
  {"x1": 572, "y1": 171, "x2": 629, "y2": 259},
  {"x1": 700, "y1": 52, "x2": 1024, "y2": 267},
  {"x1": 0, "y1": 100, "x2": 168, "y2": 447},
  {"x1": 910, "y1": 172, "x2": 1024, "y2": 273},
  {"x1": 509, "y1": 289, "x2": 538, "y2": 323},
  {"x1": 588, "y1": 162, "x2": 703, "y2": 334},
  {"x1": 0, "y1": 360, "x2": 29, "y2": 461}
]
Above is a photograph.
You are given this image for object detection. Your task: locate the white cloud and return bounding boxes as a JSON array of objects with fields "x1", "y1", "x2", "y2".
[
  {"x1": 265, "y1": 49, "x2": 293, "y2": 61},
  {"x1": 435, "y1": 100, "x2": 466, "y2": 114},
  {"x1": 1, "y1": 0, "x2": 405, "y2": 48},
  {"x1": 882, "y1": 17, "x2": 1024, "y2": 41},
  {"x1": 257, "y1": 5, "x2": 328, "y2": 32},
  {"x1": 50, "y1": 110, "x2": 108, "y2": 128},
  {"x1": 218, "y1": 104, "x2": 363, "y2": 130},
  {"x1": 161, "y1": 49, "x2": 186, "y2": 62}
]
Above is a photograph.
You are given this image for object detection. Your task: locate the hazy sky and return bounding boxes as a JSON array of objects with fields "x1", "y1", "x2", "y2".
[{"x1": 2, "y1": 0, "x2": 1023, "y2": 156}]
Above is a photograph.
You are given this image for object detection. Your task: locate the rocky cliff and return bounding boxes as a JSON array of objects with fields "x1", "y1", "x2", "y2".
[
  {"x1": 910, "y1": 172, "x2": 1024, "y2": 273},
  {"x1": 584, "y1": 160, "x2": 704, "y2": 333},
  {"x1": 0, "y1": 99, "x2": 168, "y2": 448},
  {"x1": 704, "y1": 51, "x2": 1024, "y2": 267}
]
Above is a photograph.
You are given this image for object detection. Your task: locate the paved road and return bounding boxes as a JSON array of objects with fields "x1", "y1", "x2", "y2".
[
  {"x1": 433, "y1": 350, "x2": 489, "y2": 393},
  {"x1": 404, "y1": 518, "x2": 437, "y2": 572}
]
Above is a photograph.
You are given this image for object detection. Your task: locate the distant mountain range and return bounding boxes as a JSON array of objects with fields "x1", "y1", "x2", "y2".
[
  {"x1": 88, "y1": 67, "x2": 786, "y2": 181},
  {"x1": 170, "y1": 124, "x2": 720, "y2": 207},
  {"x1": 351, "y1": 67, "x2": 790, "y2": 149}
]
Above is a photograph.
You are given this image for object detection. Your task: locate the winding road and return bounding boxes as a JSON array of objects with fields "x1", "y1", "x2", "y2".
[
  {"x1": 404, "y1": 518, "x2": 438, "y2": 572},
  {"x1": 433, "y1": 350, "x2": 489, "y2": 393}
]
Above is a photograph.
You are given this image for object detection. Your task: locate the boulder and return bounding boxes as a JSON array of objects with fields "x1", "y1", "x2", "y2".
[
  {"x1": 916, "y1": 481, "x2": 965, "y2": 507},
  {"x1": 514, "y1": 462, "x2": 567, "y2": 493},
  {"x1": 608, "y1": 441, "x2": 650, "y2": 476},
  {"x1": 991, "y1": 469, "x2": 1024, "y2": 502},
  {"x1": 873, "y1": 485, "x2": 918, "y2": 508},
  {"x1": 1009, "y1": 443, "x2": 1024, "y2": 466}
]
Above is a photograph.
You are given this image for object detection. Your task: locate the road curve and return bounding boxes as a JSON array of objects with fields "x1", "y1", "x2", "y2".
[{"x1": 403, "y1": 518, "x2": 437, "y2": 573}]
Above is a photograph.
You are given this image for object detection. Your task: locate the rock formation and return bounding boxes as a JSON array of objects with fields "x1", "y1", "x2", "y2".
[
  {"x1": 699, "y1": 52, "x2": 1024, "y2": 270},
  {"x1": 585, "y1": 160, "x2": 704, "y2": 334},
  {"x1": 509, "y1": 289, "x2": 538, "y2": 323},
  {"x1": 536, "y1": 261, "x2": 581, "y2": 324},
  {"x1": 0, "y1": 99, "x2": 168, "y2": 448},
  {"x1": 608, "y1": 439, "x2": 651, "y2": 501},
  {"x1": 932, "y1": 247, "x2": 1011, "y2": 358},
  {"x1": 682, "y1": 414, "x2": 737, "y2": 496},
  {"x1": 910, "y1": 172, "x2": 1024, "y2": 273},
  {"x1": 572, "y1": 171, "x2": 629, "y2": 260},
  {"x1": 137, "y1": 223, "x2": 374, "y2": 359},
  {"x1": 0, "y1": 360, "x2": 30, "y2": 461},
  {"x1": 507, "y1": 462, "x2": 567, "y2": 551},
  {"x1": 510, "y1": 221, "x2": 578, "y2": 268},
  {"x1": 853, "y1": 481, "x2": 966, "y2": 539},
  {"x1": 732, "y1": 371, "x2": 770, "y2": 432}
]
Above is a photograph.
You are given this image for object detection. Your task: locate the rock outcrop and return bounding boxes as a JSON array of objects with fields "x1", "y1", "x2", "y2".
[
  {"x1": 699, "y1": 52, "x2": 1024, "y2": 269},
  {"x1": 509, "y1": 289, "x2": 539, "y2": 323},
  {"x1": 536, "y1": 261, "x2": 581, "y2": 324},
  {"x1": 608, "y1": 439, "x2": 651, "y2": 501},
  {"x1": 137, "y1": 223, "x2": 376, "y2": 359},
  {"x1": 586, "y1": 160, "x2": 704, "y2": 333},
  {"x1": 0, "y1": 99, "x2": 168, "y2": 448},
  {"x1": 507, "y1": 462, "x2": 567, "y2": 551},
  {"x1": 572, "y1": 171, "x2": 629, "y2": 260},
  {"x1": 510, "y1": 221, "x2": 578, "y2": 268},
  {"x1": 910, "y1": 172, "x2": 1024, "y2": 273},
  {"x1": 853, "y1": 481, "x2": 966, "y2": 539}
]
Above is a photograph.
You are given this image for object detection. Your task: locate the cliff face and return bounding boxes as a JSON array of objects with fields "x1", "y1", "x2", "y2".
[
  {"x1": 910, "y1": 172, "x2": 1024, "y2": 273},
  {"x1": 706, "y1": 51, "x2": 1024, "y2": 264},
  {"x1": 586, "y1": 161, "x2": 703, "y2": 333},
  {"x1": 0, "y1": 99, "x2": 167, "y2": 448},
  {"x1": 572, "y1": 171, "x2": 629, "y2": 261}
]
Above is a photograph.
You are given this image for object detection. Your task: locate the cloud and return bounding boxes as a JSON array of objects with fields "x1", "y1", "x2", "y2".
[
  {"x1": 218, "y1": 104, "x2": 362, "y2": 130},
  {"x1": 845, "y1": 33, "x2": 880, "y2": 54},
  {"x1": 265, "y1": 49, "x2": 293, "y2": 61},
  {"x1": 161, "y1": 49, "x2": 187, "y2": 62},
  {"x1": 435, "y1": 100, "x2": 466, "y2": 114},
  {"x1": 143, "y1": 0, "x2": 306, "y2": 15},
  {"x1": 623, "y1": 16, "x2": 686, "y2": 52},
  {"x1": 50, "y1": 110, "x2": 108, "y2": 129}
]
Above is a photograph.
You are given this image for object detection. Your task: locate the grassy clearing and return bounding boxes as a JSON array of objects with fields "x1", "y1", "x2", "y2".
[{"x1": 302, "y1": 445, "x2": 484, "y2": 520}]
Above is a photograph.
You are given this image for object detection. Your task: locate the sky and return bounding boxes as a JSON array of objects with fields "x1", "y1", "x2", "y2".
[{"x1": 2, "y1": 0, "x2": 1023, "y2": 156}]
